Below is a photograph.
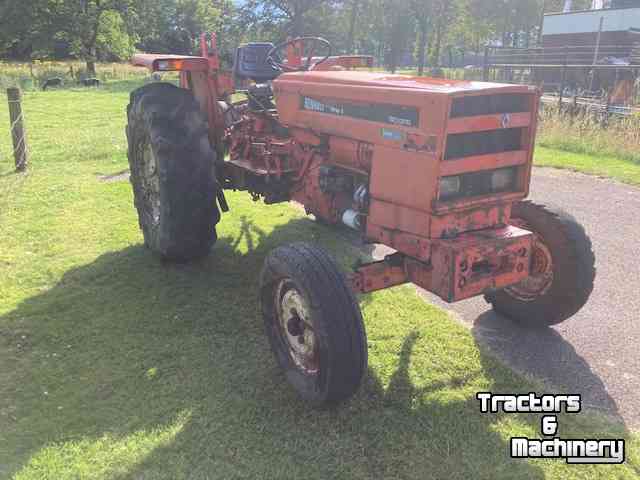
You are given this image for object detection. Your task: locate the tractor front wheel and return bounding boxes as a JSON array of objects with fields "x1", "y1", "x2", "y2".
[
  {"x1": 260, "y1": 243, "x2": 368, "y2": 406},
  {"x1": 126, "y1": 82, "x2": 220, "y2": 261},
  {"x1": 485, "y1": 201, "x2": 595, "y2": 328}
]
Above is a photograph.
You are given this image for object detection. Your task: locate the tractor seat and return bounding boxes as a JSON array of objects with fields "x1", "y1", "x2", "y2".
[{"x1": 233, "y1": 43, "x2": 282, "y2": 83}]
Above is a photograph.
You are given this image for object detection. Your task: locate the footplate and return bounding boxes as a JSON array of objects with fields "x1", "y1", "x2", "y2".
[{"x1": 351, "y1": 225, "x2": 533, "y2": 303}]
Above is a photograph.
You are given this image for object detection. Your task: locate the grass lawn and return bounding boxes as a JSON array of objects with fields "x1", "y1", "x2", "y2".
[
  {"x1": 1, "y1": 82, "x2": 639, "y2": 479},
  {"x1": 535, "y1": 146, "x2": 640, "y2": 186}
]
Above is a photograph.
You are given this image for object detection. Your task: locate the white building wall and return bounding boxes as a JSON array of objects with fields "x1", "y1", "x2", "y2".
[{"x1": 543, "y1": 8, "x2": 640, "y2": 34}]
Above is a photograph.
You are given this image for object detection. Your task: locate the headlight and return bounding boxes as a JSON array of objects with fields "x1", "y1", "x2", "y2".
[
  {"x1": 439, "y1": 176, "x2": 461, "y2": 200},
  {"x1": 491, "y1": 167, "x2": 516, "y2": 192}
]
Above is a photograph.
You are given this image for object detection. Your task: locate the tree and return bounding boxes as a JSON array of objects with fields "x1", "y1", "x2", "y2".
[
  {"x1": 412, "y1": 0, "x2": 432, "y2": 75},
  {"x1": 0, "y1": 0, "x2": 601, "y2": 70},
  {"x1": 95, "y1": 9, "x2": 137, "y2": 61},
  {"x1": 239, "y1": 0, "x2": 338, "y2": 40},
  {"x1": 381, "y1": 0, "x2": 414, "y2": 72},
  {"x1": 53, "y1": 0, "x2": 136, "y2": 74},
  {"x1": 0, "y1": 0, "x2": 62, "y2": 59},
  {"x1": 345, "y1": 0, "x2": 360, "y2": 52},
  {"x1": 129, "y1": 0, "x2": 229, "y2": 55},
  {"x1": 428, "y1": 0, "x2": 455, "y2": 67}
]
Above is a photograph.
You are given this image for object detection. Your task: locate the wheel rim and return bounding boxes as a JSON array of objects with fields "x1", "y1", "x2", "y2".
[
  {"x1": 140, "y1": 142, "x2": 160, "y2": 226},
  {"x1": 274, "y1": 279, "x2": 319, "y2": 375},
  {"x1": 504, "y1": 219, "x2": 554, "y2": 302}
]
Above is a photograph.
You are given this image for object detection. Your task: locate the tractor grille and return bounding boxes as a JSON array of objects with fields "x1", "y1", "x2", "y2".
[
  {"x1": 450, "y1": 94, "x2": 529, "y2": 118},
  {"x1": 444, "y1": 128, "x2": 522, "y2": 160}
]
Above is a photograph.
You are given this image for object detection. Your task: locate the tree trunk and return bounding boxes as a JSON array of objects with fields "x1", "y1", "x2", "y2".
[
  {"x1": 291, "y1": 1, "x2": 304, "y2": 38},
  {"x1": 416, "y1": 17, "x2": 428, "y2": 75},
  {"x1": 389, "y1": 48, "x2": 397, "y2": 73},
  {"x1": 86, "y1": 4, "x2": 103, "y2": 78},
  {"x1": 346, "y1": 0, "x2": 359, "y2": 53},
  {"x1": 431, "y1": 20, "x2": 443, "y2": 67},
  {"x1": 87, "y1": 45, "x2": 97, "y2": 76}
]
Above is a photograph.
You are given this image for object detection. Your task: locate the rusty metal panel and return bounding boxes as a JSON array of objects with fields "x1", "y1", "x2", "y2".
[
  {"x1": 352, "y1": 225, "x2": 532, "y2": 302},
  {"x1": 366, "y1": 223, "x2": 432, "y2": 261},
  {"x1": 430, "y1": 204, "x2": 511, "y2": 238},
  {"x1": 367, "y1": 201, "x2": 430, "y2": 238},
  {"x1": 424, "y1": 225, "x2": 532, "y2": 302},
  {"x1": 368, "y1": 146, "x2": 438, "y2": 210}
]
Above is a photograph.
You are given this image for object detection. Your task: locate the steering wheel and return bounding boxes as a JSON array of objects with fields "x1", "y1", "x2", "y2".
[{"x1": 267, "y1": 37, "x2": 332, "y2": 72}]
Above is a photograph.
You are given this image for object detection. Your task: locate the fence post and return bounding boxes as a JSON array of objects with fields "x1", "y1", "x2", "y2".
[
  {"x1": 7, "y1": 88, "x2": 29, "y2": 172},
  {"x1": 602, "y1": 93, "x2": 611, "y2": 128},
  {"x1": 482, "y1": 46, "x2": 490, "y2": 82},
  {"x1": 558, "y1": 46, "x2": 568, "y2": 110}
]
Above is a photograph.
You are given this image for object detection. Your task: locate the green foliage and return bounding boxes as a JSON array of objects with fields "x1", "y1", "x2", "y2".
[
  {"x1": 0, "y1": 0, "x2": 229, "y2": 61},
  {"x1": 133, "y1": 0, "x2": 228, "y2": 55},
  {"x1": 95, "y1": 10, "x2": 137, "y2": 61},
  {"x1": 0, "y1": 0, "x2": 604, "y2": 69}
]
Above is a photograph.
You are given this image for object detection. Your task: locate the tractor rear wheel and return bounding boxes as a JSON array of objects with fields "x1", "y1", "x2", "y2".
[
  {"x1": 260, "y1": 243, "x2": 368, "y2": 406},
  {"x1": 126, "y1": 83, "x2": 220, "y2": 261},
  {"x1": 485, "y1": 201, "x2": 595, "y2": 328}
]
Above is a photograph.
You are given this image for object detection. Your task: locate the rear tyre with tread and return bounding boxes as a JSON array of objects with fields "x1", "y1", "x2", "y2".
[
  {"x1": 126, "y1": 82, "x2": 220, "y2": 261},
  {"x1": 260, "y1": 242, "x2": 368, "y2": 406},
  {"x1": 485, "y1": 201, "x2": 595, "y2": 328}
]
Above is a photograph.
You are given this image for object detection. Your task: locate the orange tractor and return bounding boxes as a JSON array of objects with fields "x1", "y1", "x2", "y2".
[{"x1": 127, "y1": 34, "x2": 595, "y2": 405}]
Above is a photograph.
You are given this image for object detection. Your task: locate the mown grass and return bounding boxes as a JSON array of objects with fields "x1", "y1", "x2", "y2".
[
  {"x1": 1, "y1": 83, "x2": 639, "y2": 479},
  {"x1": 535, "y1": 146, "x2": 640, "y2": 186}
]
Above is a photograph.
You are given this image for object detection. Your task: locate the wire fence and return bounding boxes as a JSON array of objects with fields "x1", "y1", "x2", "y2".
[{"x1": 482, "y1": 44, "x2": 640, "y2": 118}]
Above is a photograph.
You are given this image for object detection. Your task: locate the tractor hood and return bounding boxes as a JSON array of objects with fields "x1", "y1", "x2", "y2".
[{"x1": 275, "y1": 71, "x2": 536, "y2": 96}]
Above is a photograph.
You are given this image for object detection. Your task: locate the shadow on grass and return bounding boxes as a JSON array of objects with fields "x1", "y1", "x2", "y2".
[
  {"x1": 2, "y1": 216, "x2": 626, "y2": 479},
  {"x1": 472, "y1": 310, "x2": 623, "y2": 418},
  {"x1": 0, "y1": 170, "x2": 20, "y2": 178}
]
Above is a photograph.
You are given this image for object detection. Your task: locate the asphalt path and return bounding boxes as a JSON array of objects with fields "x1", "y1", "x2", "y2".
[{"x1": 368, "y1": 168, "x2": 640, "y2": 428}]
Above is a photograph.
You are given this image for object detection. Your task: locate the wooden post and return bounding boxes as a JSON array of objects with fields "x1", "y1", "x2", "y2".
[
  {"x1": 602, "y1": 92, "x2": 611, "y2": 128},
  {"x1": 558, "y1": 46, "x2": 568, "y2": 110},
  {"x1": 538, "y1": 0, "x2": 546, "y2": 45},
  {"x1": 7, "y1": 88, "x2": 29, "y2": 172},
  {"x1": 589, "y1": 16, "x2": 605, "y2": 93}
]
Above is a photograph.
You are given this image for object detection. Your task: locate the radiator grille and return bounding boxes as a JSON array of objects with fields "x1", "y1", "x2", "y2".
[
  {"x1": 444, "y1": 128, "x2": 522, "y2": 160},
  {"x1": 450, "y1": 94, "x2": 529, "y2": 118}
]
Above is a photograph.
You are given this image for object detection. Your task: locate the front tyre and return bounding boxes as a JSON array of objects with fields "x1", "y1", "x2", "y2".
[
  {"x1": 126, "y1": 82, "x2": 220, "y2": 261},
  {"x1": 260, "y1": 243, "x2": 368, "y2": 406},
  {"x1": 485, "y1": 201, "x2": 595, "y2": 328}
]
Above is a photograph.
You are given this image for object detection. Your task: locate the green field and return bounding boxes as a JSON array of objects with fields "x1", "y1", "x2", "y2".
[{"x1": 1, "y1": 84, "x2": 639, "y2": 479}]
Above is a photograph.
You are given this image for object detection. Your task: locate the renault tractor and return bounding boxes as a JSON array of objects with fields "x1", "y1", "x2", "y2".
[{"x1": 126, "y1": 34, "x2": 595, "y2": 406}]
